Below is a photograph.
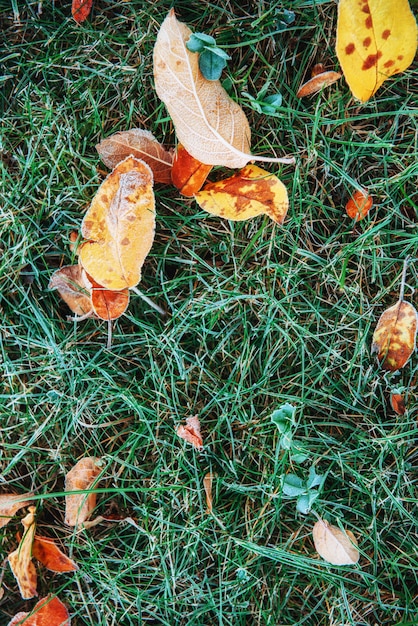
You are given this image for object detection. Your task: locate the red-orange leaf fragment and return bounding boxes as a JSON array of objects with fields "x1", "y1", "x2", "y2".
[
  {"x1": 195, "y1": 164, "x2": 288, "y2": 224},
  {"x1": 72, "y1": 0, "x2": 93, "y2": 23},
  {"x1": 372, "y1": 301, "x2": 418, "y2": 371},
  {"x1": 0, "y1": 492, "x2": 33, "y2": 528},
  {"x1": 7, "y1": 594, "x2": 71, "y2": 626},
  {"x1": 32, "y1": 536, "x2": 78, "y2": 573},
  {"x1": 345, "y1": 189, "x2": 373, "y2": 221},
  {"x1": 176, "y1": 415, "x2": 203, "y2": 450},
  {"x1": 296, "y1": 71, "x2": 341, "y2": 97},
  {"x1": 390, "y1": 392, "x2": 406, "y2": 415},
  {"x1": 64, "y1": 457, "x2": 102, "y2": 527},
  {"x1": 84, "y1": 272, "x2": 129, "y2": 321},
  {"x1": 8, "y1": 506, "x2": 37, "y2": 599},
  {"x1": 171, "y1": 144, "x2": 213, "y2": 197}
]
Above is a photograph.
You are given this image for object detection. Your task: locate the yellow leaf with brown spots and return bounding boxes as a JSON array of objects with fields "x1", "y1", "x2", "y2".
[
  {"x1": 79, "y1": 157, "x2": 155, "y2": 291},
  {"x1": 194, "y1": 165, "x2": 288, "y2": 224},
  {"x1": 336, "y1": 0, "x2": 417, "y2": 102},
  {"x1": 8, "y1": 506, "x2": 38, "y2": 599},
  {"x1": 372, "y1": 301, "x2": 418, "y2": 371}
]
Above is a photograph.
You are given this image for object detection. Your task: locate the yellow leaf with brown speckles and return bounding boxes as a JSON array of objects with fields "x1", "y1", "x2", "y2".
[
  {"x1": 372, "y1": 300, "x2": 418, "y2": 371},
  {"x1": 8, "y1": 506, "x2": 38, "y2": 599},
  {"x1": 194, "y1": 165, "x2": 288, "y2": 224},
  {"x1": 336, "y1": 0, "x2": 417, "y2": 102},
  {"x1": 79, "y1": 157, "x2": 155, "y2": 291}
]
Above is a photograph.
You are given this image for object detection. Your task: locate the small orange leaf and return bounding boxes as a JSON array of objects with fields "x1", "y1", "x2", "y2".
[
  {"x1": 0, "y1": 492, "x2": 33, "y2": 528},
  {"x1": 372, "y1": 301, "x2": 418, "y2": 371},
  {"x1": 345, "y1": 189, "x2": 373, "y2": 221},
  {"x1": 194, "y1": 164, "x2": 289, "y2": 224},
  {"x1": 71, "y1": 0, "x2": 93, "y2": 23},
  {"x1": 7, "y1": 594, "x2": 71, "y2": 626},
  {"x1": 176, "y1": 415, "x2": 203, "y2": 450},
  {"x1": 64, "y1": 457, "x2": 102, "y2": 527},
  {"x1": 48, "y1": 265, "x2": 93, "y2": 318},
  {"x1": 390, "y1": 392, "x2": 406, "y2": 415},
  {"x1": 32, "y1": 536, "x2": 78, "y2": 573},
  {"x1": 296, "y1": 70, "x2": 341, "y2": 97},
  {"x1": 8, "y1": 506, "x2": 37, "y2": 599},
  {"x1": 83, "y1": 272, "x2": 129, "y2": 321},
  {"x1": 311, "y1": 63, "x2": 326, "y2": 77},
  {"x1": 171, "y1": 144, "x2": 212, "y2": 197}
]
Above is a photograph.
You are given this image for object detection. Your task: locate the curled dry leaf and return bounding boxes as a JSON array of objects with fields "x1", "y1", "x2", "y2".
[
  {"x1": 171, "y1": 144, "x2": 213, "y2": 197},
  {"x1": 65, "y1": 457, "x2": 102, "y2": 527},
  {"x1": 203, "y1": 472, "x2": 216, "y2": 514},
  {"x1": 48, "y1": 265, "x2": 93, "y2": 318},
  {"x1": 154, "y1": 11, "x2": 292, "y2": 168},
  {"x1": 72, "y1": 0, "x2": 93, "y2": 23},
  {"x1": 8, "y1": 506, "x2": 37, "y2": 599},
  {"x1": 32, "y1": 536, "x2": 78, "y2": 573},
  {"x1": 372, "y1": 301, "x2": 418, "y2": 371},
  {"x1": 390, "y1": 392, "x2": 406, "y2": 415},
  {"x1": 176, "y1": 415, "x2": 203, "y2": 450},
  {"x1": 345, "y1": 189, "x2": 373, "y2": 221},
  {"x1": 336, "y1": 0, "x2": 417, "y2": 102},
  {"x1": 0, "y1": 492, "x2": 33, "y2": 528},
  {"x1": 312, "y1": 518, "x2": 359, "y2": 565},
  {"x1": 78, "y1": 157, "x2": 155, "y2": 291},
  {"x1": 194, "y1": 164, "x2": 289, "y2": 224},
  {"x1": 296, "y1": 71, "x2": 341, "y2": 97},
  {"x1": 7, "y1": 594, "x2": 71, "y2": 626},
  {"x1": 83, "y1": 272, "x2": 129, "y2": 321},
  {"x1": 96, "y1": 129, "x2": 173, "y2": 184}
]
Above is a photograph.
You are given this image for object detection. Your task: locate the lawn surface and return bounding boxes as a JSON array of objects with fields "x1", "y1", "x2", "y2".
[{"x1": 1, "y1": 1, "x2": 417, "y2": 624}]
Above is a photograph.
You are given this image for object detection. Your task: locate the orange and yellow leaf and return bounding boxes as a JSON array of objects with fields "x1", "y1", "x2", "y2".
[{"x1": 372, "y1": 300, "x2": 418, "y2": 371}]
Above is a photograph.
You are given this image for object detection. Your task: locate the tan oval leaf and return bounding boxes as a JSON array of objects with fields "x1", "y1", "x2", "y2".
[
  {"x1": 176, "y1": 415, "x2": 203, "y2": 450},
  {"x1": 296, "y1": 71, "x2": 341, "y2": 97},
  {"x1": 96, "y1": 129, "x2": 173, "y2": 184},
  {"x1": 372, "y1": 300, "x2": 418, "y2": 371},
  {"x1": 312, "y1": 518, "x2": 359, "y2": 565},
  {"x1": 64, "y1": 457, "x2": 102, "y2": 527},
  {"x1": 48, "y1": 265, "x2": 93, "y2": 317},
  {"x1": 7, "y1": 594, "x2": 71, "y2": 626},
  {"x1": 0, "y1": 492, "x2": 33, "y2": 528},
  {"x1": 32, "y1": 536, "x2": 78, "y2": 573},
  {"x1": 78, "y1": 157, "x2": 155, "y2": 291},
  {"x1": 194, "y1": 164, "x2": 289, "y2": 224},
  {"x1": 8, "y1": 506, "x2": 38, "y2": 599}
]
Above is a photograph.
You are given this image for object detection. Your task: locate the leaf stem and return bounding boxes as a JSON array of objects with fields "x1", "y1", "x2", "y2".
[
  {"x1": 131, "y1": 287, "x2": 167, "y2": 316},
  {"x1": 399, "y1": 256, "x2": 411, "y2": 302}
]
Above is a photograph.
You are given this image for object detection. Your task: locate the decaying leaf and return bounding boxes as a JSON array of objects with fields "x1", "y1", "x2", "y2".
[
  {"x1": 203, "y1": 472, "x2": 215, "y2": 514},
  {"x1": 96, "y1": 129, "x2": 173, "y2": 184},
  {"x1": 194, "y1": 164, "x2": 289, "y2": 224},
  {"x1": 296, "y1": 70, "x2": 341, "y2": 97},
  {"x1": 336, "y1": 0, "x2": 418, "y2": 102},
  {"x1": 171, "y1": 144, "x2": 212, "y2": 197},
  {"x1": 83, "y1": 272, "x2": 129, "y2": 321},
  {"x1": 78, "y1": 157, "x2": 155, "y2": 291},
  {"x1": 0, "y1": 492, "x2": 33, "y2": 528},
  {"x1": 8, "y1": 506, "x2": 38, "y2": 599},
  {"x1": 72, "y1": 0, "x2": 93, "y2": 23},
  {"x1": 32, "y1": 536, "x2": 78, "y2": 573},
  {"x1": 345, "y1": 189, "x2": 373, "y2": 221},
  {"x1": 154, "y1": 11, "x2": 292, "y2": 168},
  {"x1": 64, "y1": 457, "x2": 102, "y2": 527},
  {"x1": 390, "y1": 392, "x2": 406, "y2": 415},
  {"x1": 312, "y1": 518, "x2": 359, "y2": 565},
  {"x1": 176, "y1": 415, "x2": 203, "y2": 450},
  {"x1": 7, "y1": 594, "x2": 71, "y2": 626},
  {"x1": 48, "y1": 265, "x2": 93, "y2": 318},
  {"x1": 372, "y1": 301, "x2": 417, "y2": 371}
]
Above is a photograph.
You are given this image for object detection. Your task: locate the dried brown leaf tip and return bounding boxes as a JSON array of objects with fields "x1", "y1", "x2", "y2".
[
  {"x1": 345, "y1": 189, "x2": 373, "y2": 221},
  {"x1": 203, "y1": 472, "x2": 216, "y2": 514},
  {"x1": 8, "y1": 506, "x2": 38, "y2": 599},
  {"x1": 176, "y1": 415, "x2": 203, "y2": 450},
  {"x1": 312, "y1": 518, "x2": 359, "y2": 565},
  {"x1": 296, "y1": 70, "x2": 341, "y2": 98},
  {"x1": 64, "y1": 457, "x2": 103, "y2": 527},
  {"x1": 0, "y1": 492, "x2": 33, "y2": 528}
]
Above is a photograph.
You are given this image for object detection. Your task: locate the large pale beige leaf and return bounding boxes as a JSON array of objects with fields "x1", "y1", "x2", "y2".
[
  {"x1": 8, "y1": 506, "x2": 38, "y2": 599},
  {"x1": 0, "y1": 492, "x2": 33, "y2": 528},
  {"x1": 153, "y1": 11, "x2": 292, "y2": 169},
  {"x1": 96, "y1": 129, "x2": 173, "y2": 184},
  {"x1": 312, "y1": 518, "x2": 359, "y2": 565},
  {"x1": 64, "y1": 457, "x2": 102, "y2": 527}
]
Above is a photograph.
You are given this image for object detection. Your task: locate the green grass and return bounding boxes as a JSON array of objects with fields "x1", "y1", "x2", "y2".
[{"x1": 1, "y1": 0, "x2": 417, "y2": 624}]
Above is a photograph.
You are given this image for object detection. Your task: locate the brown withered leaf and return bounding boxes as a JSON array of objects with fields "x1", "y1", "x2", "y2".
[
  {"x1": 0, "y1": 492, "x2": 33, "y2": 528},
  {"x1": 65, "y1": 457, "x2": 102, "y2": 527},
  {"x1": 32, "y1": 536, "x2": 78, "y2": 573},
  {"x1": 195, "y1": 164, "x2": 289, "y2": 224},
  {"x1": 8, "y1": 506, "x2": 38, "y2": 599},
  {"x1": 296, "y1": 70, "x2": 341, "y2": 97},
  {"x1": 48, "y1": 265, "x2": 93, "y2": 318},
  {"x1": 7, "y1": 594, "x2": 71, "y2": 626},
  {"x1": 203, "y1": 472, "x2": 215, "y2": 514},
  {"x1": 96, "y1": 129, "x2": 173, "y2": 184},
  {"x1": 153, "y1": 11, "x2": 293, "y2": 169},
  {"x1": 372, "y1": 301, "x2": 418, "y2": 371},
  {"x1": 78, "y1": 157, "x2": 155, "y2": 291},
  {"x1": 72, "y1": 0, "x2": 92, "y2": 23},
  {"x1": 83, "y1": 272, "x2": 129, "y2": 321},
  {"x1": 312, "y1": 518, "x2": 359, "y2": 565},
  {"x1": 176, "y1": 415, "x2": 203, "y2": 450},
  {"x1": 171, "y1": 144, "x2": 212, "y2": 197}
]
